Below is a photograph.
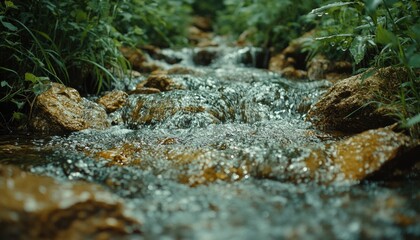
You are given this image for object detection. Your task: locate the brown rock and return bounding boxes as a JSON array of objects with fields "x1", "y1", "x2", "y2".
[
  {"x1": 269, "y1": 31, "x2": 351, "y2": 81},
  {"x1": 167, "y1": 66, "x2": 202, "y2": 75},
  {"x1": 304, "y1": 127, "x2": 419, "y2": 184},
  {"x1": 97, "y1": 90, "x2": 128, "y2": 113},
  {"x1": 192, "y1": 16, "x2": 213, "y2": 32},
  {"x1": 269, "y1": 36, "x2": 310, "y2": 79},
  {"x1": 30, "y1": 83, "x2": 110, "y2": 134},
  {"x1": 0, "y1": 164, "x2": 141, "y2": 239},
  {"x1": 307, "y1": 55, "x2": 352, "y2": 82},
  {"x1": 307, "y1": 67, "x2": 406, "y2": 132},
  {"x1": 136, "y1": 74, "x2": 184, "y2": 92},
  {"x1": 187, "y1": 26, "x2": 215, "y2": 47},
  {"x1": 120, "y1": 46, "x2": 160, "y2": 73},
  {"x1": 193, "y1": 48, "x2": 218, "y2": 66}
]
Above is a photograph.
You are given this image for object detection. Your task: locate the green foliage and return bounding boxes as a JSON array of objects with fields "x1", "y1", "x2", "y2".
[
  {"x1": 0, "y1": 0, "x2": 193, "y2": 130},
  {"x1": 115, "y1": 0, "x2": 193, "y2": 48},
  {"x1": 192, "y1": 0, "x2": 225, "y2": 18},
  {"x1": 216, "y1": 0, "x2": 322, "y2": 50},
  {"x1": 309, "y1": 0, "x2": 420, "y2": 137}
]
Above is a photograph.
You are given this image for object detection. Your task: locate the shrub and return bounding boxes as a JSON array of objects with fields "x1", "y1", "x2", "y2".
[
  {"x1": 0, "y1": 0, "x2": 193, "y2": 130},
  {"x1": 308, "y1": 0, "x2": 419, "y2": 137},
  {"x1": 216, "y1": 0, "x2": 322, "y2": 51},
  {"x1": 115, "y1": 0, "x2": 193, "y2": 48}
]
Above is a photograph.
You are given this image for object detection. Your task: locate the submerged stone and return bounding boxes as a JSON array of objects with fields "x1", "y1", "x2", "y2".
[
  {"x1": 0, "y1": 164, "x2": 141, "y2": 239},
  {"x1": 136, "y1": 74, "x2": 185, "y2": 92},
  {"x1": 30, "y1": 83, "x2": 110, "y2": 134}
]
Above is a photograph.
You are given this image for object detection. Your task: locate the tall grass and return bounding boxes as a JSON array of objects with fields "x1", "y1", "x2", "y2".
[{"x1": 0, "y1": 0, "x2": 193, "y2": 130}]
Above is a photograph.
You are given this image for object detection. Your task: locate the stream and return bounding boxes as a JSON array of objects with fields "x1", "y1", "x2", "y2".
[{"x1": 1, "y1": 46, "x2": 419, "y2": 239}]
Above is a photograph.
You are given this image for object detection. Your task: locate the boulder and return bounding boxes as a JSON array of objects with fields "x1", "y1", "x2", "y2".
[
  {"x1": 30, "y1": 83, "x2": 110, "y2": 134},
  {"x1": 253, "y1": 126, "x2": 418, "y2": 185},
  {"x1": 0, "y1": 164, "x2": 141, "y2": 239},
  {"x1": 97, "y1": 90, "x2": 128, "y2": 113},
  {"x1": 305, "y1": 127, "x2": 419, "y2": 184},
  {"x1": 307, "y1": 67, "x2": 405, "y2": 132}
]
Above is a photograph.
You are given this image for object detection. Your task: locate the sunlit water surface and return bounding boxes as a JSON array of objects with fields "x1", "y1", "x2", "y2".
[{"x1": 1, "y1": 46, "x2": 419, "y2": 239}]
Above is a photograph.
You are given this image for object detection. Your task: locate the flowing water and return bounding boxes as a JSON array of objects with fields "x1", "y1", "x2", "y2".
[{"x1": 1, "y1": 46, "x2": 419, "y2": 239}]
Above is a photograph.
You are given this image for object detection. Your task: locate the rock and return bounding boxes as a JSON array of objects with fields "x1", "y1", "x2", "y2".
[
  {"x1": 304, "y1": 127, "x2": 419, "y2": 184},
  {"x1": 128, "y1": 87, "x2": 161, "y2": 95},
  {"x1": 97, "y1": 90, "x2": 128, "y2": 113},
  {"x1": 187, "y1": 26, "x2": 215, "y2": 47},
  {"x1": 307, "y1": 67, "x2": 405, "y2": 132},
  {"x1": 307, "y1": 55, "x2": 352, "y2": 82},
  {"x1": 136, "y1": 74, "x2": 185, "y2": 92},
  {"x1": 253, "y1": 127, "x2": 418, "y2": 185},
  {"x1": 192, "y1": 16, "x2": 213, "y2": 32},
  {"x1": 120, "y1": 46, "x2": 160, "y2": 73},
  {"x1": 167, "y1": 66, "x2": 203, "y2": 75},
  {"x1": 30, "y1": 83, "x2": 110, "y2": 134},
  {"x1": 269, "y1": 36, "x2": 309, "y2": 79},
  {"x1": 0, "y1": 164, "x2": 141, "y2": 239},
  {"x1": 269, "y1": 32, "x2": 351, "y2": 81},
  {"x1": 193, "y1": 48, "x2": 218, "y2": 66},
  {"x1": 141, "y1": 45, "x2": 183, "y2": 65}
]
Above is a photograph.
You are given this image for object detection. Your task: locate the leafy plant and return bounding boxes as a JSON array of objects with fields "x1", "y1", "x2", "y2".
[
  {"x1": 216, "y1": 0, "x2": 322, "y2": 51},
  {"x1": 0, "y1": 0, "x2": 195, "y2": 131},
  {"x1": 115, "y1": 0, "x2": 193, "y2": 48},
  {"x1": 309, "y1": 0, "x2": 420, "y2": 137}
]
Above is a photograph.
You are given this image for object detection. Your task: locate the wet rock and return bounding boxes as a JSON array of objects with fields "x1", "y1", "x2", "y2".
[
  {"x1": 269, "y1": 32, "x2": 351, "y2": 81},
  {"x1": 187, "y1": 26, "x2": 216, "y2": 47},
  {"x1": 97, "y1": 90, "x2": 128, "y2": 113},
  {"x1": 122, "y1": 90, "x2": 226, "y2": 128},
  {"x1": 30, "y1": 83, "x2": 110, "y2": 134},
  {"x1": 142, "y1": 45, "x2": 183, "y2": 65},
  {"x1": 136, "y1": 74, "x2": 185, "y2": 92},
  {"x1": 167, "y1": 66, "x2": 203, "y2": 75},
  {"x1": 305, "y1": 127, "x2": 419, "y2": 184},
  {"x1": 269, "y1": 37, "x2": 309, "y2": 79},
  {"x1": 307, "y1": 67, "x2": 405, "y2": 132},
  {"x1": 120, "y1": 46, "x2": 160, "y2": 73},
  {"x1": 193, "y1": 48, "x2": 218, "y2": 66},
  {"x1": 129, "y1": 87, "x2": 161, "y2": 95},
  {"x1": 307, "y1": 55, "x2": 352, "y2": 82},
  {"x1": 253, "y1": 127, "x2": 418, "y2": 185},
  {"x1": 0, "y1": 164, "x2": 141, "y2": 239},
  {"x1": 192, "y1": 16, "x2": 213, "y2": 32}
]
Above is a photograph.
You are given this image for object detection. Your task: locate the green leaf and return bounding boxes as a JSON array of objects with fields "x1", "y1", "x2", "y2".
[
  {"x1": 376, "y1": 25, "x2": 398, "y2": 46},
  {"x1": 0, "y1": 17, "x2": 18, "y2": 31},
  {"x1": 12, "y1": 112, "x2": 26, "y2": 121},
  {"x1": 350, "y1": 36, "x2": 367, "y2": 64},
  {"x1": 365, "y1": 0, "x2": 381, "y2": 12},
  {"x1": 11, "y1": 99, "x2": 25, "y2": 109},
  {"x1": 25, "y1": 72, "x2": 38, "y2": 83},
  {"x1": 1, "y1": 81, "x2": 11, "y2": 88},
  {"x1": 32, "y1": 83, "x2": 50, "y2": 96},
  {"x1": 408, "y1": 53, "x2": 420, "y2": 68},
  {"x1": 5, "y1": 1, "x2": 17, "y2": 9}
]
